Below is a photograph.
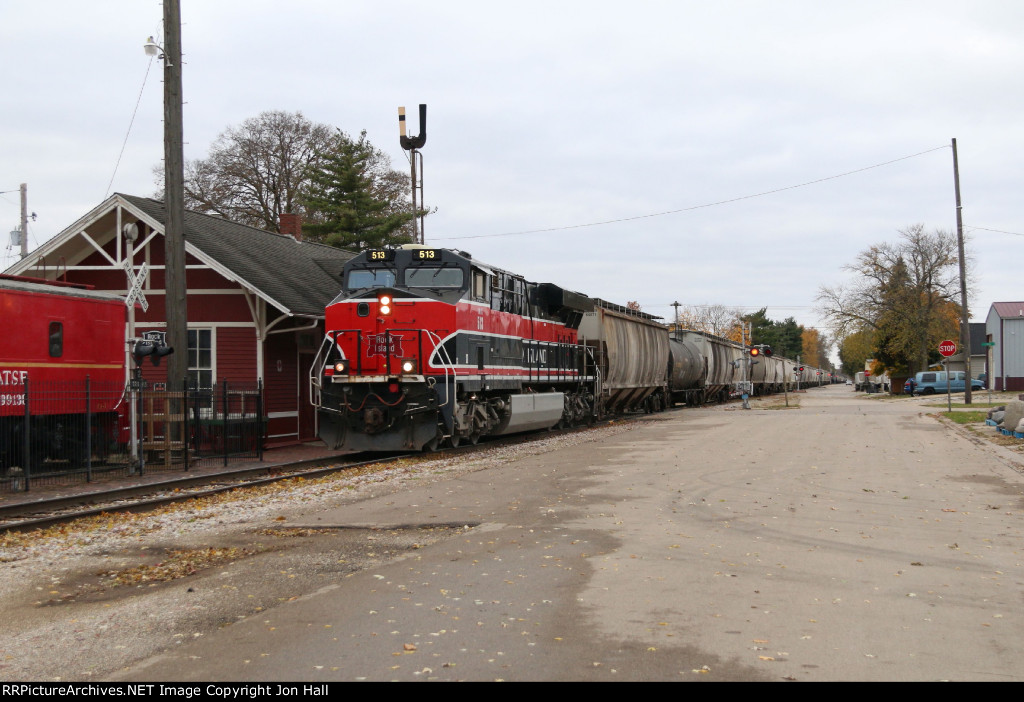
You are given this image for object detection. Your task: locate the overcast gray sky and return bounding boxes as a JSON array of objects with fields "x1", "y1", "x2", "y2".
[{"x1": 2, "y1": 1, "x2": 1021, "y2": 338}]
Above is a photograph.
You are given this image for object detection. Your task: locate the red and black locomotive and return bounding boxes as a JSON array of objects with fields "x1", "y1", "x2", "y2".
[{"x1": 312, "y1": 246, "x2": 599, "y2": 451}]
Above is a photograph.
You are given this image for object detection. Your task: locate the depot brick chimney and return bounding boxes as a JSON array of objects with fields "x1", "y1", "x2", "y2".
[{"x1": 279, "y1": 212, "x2": 302, "y2": 241}]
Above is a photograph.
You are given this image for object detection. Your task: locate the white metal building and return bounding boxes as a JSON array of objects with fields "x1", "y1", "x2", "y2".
[{"x1": 985, "y1": 302, "x2": 1024, "y2": 391}]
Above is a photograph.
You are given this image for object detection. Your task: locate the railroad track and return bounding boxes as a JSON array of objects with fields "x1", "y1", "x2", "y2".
[
  {"x1": 0, "y1": 410, "x2": 685, "y2": 535},
  {"x1": 0, "y1": 453, "x2": 412, "y2": 534}
]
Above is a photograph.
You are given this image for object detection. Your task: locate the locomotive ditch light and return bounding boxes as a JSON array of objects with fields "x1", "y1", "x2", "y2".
[
  {"x1": 333, "y1": 359, "x2": 350, "y2": 375},
  {"x1": 400, "y1": 359, "x2": 417, "y2": 374}
]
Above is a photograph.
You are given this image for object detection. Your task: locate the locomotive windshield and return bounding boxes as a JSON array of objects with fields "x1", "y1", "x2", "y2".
[
  {"x1": 346, "y1": 268, "x2": 397, "y2": 291},
  {"x1": 405, "y1": 266, "x2": 464, "y2": 289}
]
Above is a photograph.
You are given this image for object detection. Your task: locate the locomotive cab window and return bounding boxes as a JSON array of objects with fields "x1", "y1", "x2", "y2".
[
  {"x1": 48, "y1": 321, "x2": 63, "y2": 358},
  {"x1": 346, "y1": 268, "x2": 397, "y2": 292},
  {"x1": 405, "y1": 266, "x2": 464, "y2": 289}
]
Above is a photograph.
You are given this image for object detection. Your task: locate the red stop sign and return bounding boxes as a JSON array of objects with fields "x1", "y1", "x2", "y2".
[{"x1": 938, "y1": 340, "x2": 957, "y2": 357}]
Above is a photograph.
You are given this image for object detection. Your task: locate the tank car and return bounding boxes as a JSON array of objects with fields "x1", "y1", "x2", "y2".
[
  {"x1": 312, "y1": 246, "x2": 601, "y2": 452},
  {"x1": 0, "y1": 276, "x2": 126, "y2": 471}
]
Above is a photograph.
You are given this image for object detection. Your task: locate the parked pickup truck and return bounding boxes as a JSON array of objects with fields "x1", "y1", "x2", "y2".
[{"x1": 912, "y1": 370, "x2": 984, "y2": 395}]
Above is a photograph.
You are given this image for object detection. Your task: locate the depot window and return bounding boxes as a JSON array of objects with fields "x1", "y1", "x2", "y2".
[{"x1": 187, "y1": 329, "x2": 213, "y2": 390}]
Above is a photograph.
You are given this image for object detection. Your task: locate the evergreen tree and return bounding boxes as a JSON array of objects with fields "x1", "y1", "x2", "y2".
[
  {"x1": 301, "y1": 130, "x2": 416, "y2": 250},
  {"x1": 742, "y1": 308, "x2": 804, "y2": 358}
]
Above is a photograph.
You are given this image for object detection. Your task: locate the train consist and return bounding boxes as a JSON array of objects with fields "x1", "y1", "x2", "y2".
[
  {"x1": 0, "y1": 275, "x2": 127, "y2": 471},
  {"x1": 311, "y1": 245, "x2": 830, "y2": 452}
]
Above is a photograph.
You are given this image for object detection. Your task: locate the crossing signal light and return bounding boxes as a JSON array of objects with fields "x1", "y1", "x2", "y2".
[
  {"x1": 132, "y1": 339, "x2": 175, "y2": 366},
  {"x1": 749, "y1": 347, "x2": 760, "y2": 357},
  {"x1": 762, "y1": 346, "x2": 773, "y2": 357}
]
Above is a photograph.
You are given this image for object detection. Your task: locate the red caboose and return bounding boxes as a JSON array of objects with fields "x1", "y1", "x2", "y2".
[
  {"x1": 312, "y1": 246, "x2": 597, "y2": 451},
  {"x1": 0, "y1": 275, "x2": 126, "y2": 470}
]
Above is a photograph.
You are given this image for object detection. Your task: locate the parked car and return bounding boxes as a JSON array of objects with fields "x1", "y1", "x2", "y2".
[{"x1": 912, "y1": 370, "x2": 984, "y2": 395}]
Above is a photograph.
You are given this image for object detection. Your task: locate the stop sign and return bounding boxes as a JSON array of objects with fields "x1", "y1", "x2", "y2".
[{"x1": 938, "y1": 339, "x2": 957, "y2": 357}]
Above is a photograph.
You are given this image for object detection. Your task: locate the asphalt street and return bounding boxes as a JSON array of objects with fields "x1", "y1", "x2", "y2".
[{"x1": 111, "y1": 385, "x2": 1024, "y2": 681}]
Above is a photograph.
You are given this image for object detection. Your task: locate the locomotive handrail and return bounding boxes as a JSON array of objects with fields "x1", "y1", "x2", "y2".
[
  {"x1": 422, "y1": 329, "x2": 453, "y2": 411},
  {"x1": 309, "y1": 334, "x2": 335, "y2": 408}
]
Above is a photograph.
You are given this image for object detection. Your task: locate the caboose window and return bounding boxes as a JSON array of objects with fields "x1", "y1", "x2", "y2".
[
  {"x1": 347, "y1": 268, "x2": 396, "y2": 291},
  {"x1": 48, "y1": 321, "x2": 63, "y2": 358},
  {"x1": 405, "y1": 267, "x2": 464, "y2": 288}
]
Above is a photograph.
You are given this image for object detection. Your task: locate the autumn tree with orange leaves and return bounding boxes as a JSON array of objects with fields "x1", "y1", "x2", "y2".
[{"x1": 817, "y1": 224, "x2": 966, "y2": 375}]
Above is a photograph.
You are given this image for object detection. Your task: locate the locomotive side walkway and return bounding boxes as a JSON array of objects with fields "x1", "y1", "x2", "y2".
[{"x1": 104, "y1": 383, "x2": 1024, "y2": 682}]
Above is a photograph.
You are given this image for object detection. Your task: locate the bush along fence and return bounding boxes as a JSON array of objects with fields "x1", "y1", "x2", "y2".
[{"x1": 1, "y1": 377, "x2": 264, "y2": 494}]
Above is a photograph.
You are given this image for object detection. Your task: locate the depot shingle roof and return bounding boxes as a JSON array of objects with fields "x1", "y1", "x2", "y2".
[{"x1": 121, "y1": 194, "x2": 355, "y2": 318}]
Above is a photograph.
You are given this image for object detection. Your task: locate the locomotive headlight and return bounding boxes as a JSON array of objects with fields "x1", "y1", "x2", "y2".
[{"x1": 378, "y1": 294, "x2": 393, "y2": 316}]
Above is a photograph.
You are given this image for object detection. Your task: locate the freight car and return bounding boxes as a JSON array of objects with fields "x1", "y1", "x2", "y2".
[
  {"x1": 0, "y1": 276, "x2": 126, "y2": 472},
  {"x1": 311, "y1": 245, "x2": 828, "y2": 452}
]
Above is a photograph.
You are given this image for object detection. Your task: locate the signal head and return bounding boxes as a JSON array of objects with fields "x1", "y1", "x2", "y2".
[
  {"x1": 151, "y1": 343, "x2": 174, "y2": 366},
  {"x1": 749, "y1": 347, "x2": 760, "y2": 357}
]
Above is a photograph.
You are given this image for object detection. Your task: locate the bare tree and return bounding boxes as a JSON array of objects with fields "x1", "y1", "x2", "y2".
[
  {"x1": 182, "y1": 111, "x2": 337, "y2": 231},
  {"x1": 817, "y1": 224, "x2": 966, "y2": 374},
  {"x1": 673, "y1": 303, "x2": 744, "y2": 342}
]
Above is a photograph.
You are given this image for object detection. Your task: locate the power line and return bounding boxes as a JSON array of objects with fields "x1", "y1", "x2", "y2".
[
  {"x1": 105, "y1": 55, "x2": 157, "y2": 198},
  {"x1": 434, "y1": 145, "x2": 951, "y2": 242},
  {"x1": 967, "y1": 225, "x2": 1023, "y2": 237}
]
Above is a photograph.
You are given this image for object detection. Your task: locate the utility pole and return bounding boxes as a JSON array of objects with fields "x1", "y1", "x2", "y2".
[
  {"x1": 162, "y1": 0, "x2": 188, "y2": 391},
  {"x1": 952, "y1": 138, "x2": 971, "y2": 405}
]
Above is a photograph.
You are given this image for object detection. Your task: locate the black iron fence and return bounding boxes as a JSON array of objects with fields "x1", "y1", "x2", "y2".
[{"x1": 1, "y1": 378, "x2": 264, "y2": 494}]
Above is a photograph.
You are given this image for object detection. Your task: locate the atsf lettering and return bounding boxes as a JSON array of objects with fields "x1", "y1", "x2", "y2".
[{"x1": 0, "y1": 370, "x2": 29, "y2": 386}]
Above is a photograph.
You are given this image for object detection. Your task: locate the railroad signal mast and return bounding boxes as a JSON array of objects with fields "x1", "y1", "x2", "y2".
[{"x1": 398, "y1": 104, "x2": 427, "y2": 245}]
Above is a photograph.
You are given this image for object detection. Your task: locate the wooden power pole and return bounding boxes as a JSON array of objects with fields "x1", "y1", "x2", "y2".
[
  {"x1": 163, "y1": 0, "x2": 189, "y2": 391},
  {"x1": 952, "y1": 138, "x2": 971, "y2": 405}
]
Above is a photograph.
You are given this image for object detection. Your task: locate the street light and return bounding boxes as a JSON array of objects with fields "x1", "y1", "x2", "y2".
[{"x1": 143, "y1": 36, "x2": 169, "y2": 64}]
